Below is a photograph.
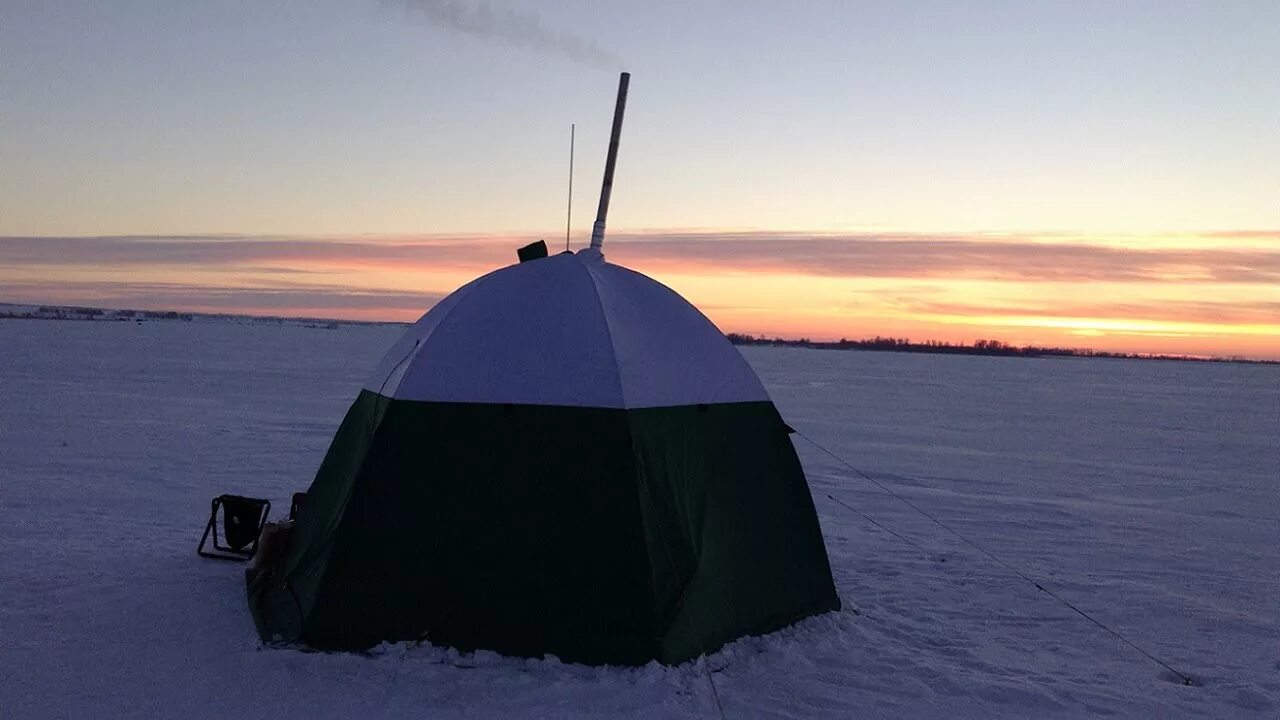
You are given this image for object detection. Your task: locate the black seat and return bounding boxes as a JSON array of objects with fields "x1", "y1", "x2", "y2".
[{"x1": 198, "y1": 495, "x2": 270, "y2": 561}]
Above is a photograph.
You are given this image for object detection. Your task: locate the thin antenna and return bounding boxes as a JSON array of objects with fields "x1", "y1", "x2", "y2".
[{"x1": 566, "y1": 123, "x2": 574, "y2": 252}]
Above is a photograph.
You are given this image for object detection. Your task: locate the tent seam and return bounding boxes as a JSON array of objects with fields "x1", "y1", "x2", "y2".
[{"x1": 581, "y1": 260, "x2": 629, "y2": 408}]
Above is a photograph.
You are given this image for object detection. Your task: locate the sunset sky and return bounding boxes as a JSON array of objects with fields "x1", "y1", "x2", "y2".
[{"x1": 2, "y1": 2, "x2": 1277, "y2": 358}]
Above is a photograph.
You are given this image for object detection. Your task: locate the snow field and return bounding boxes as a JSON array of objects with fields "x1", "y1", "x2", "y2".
[{"x1": 1, "y1": 319, "x2": 1275, "y2": 718}]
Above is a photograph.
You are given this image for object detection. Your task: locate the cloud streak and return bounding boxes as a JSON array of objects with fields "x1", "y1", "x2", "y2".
[
  {"x1": 3, "y1": 232, "x2": 1278, "y2": 284},
  {"x1": 613, "y1": 234, "x2": 1280, "y2": 284},
  {"x1": 901, "y1": 299, "x2": 1280, "y2": 328}
]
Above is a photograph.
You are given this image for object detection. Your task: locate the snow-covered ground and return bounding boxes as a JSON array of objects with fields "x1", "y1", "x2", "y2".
[{"x1": 1, "y1": 318, "x2": 1276, "y2": 718}]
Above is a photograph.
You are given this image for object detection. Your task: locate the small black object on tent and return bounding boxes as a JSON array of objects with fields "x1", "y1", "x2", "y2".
[
  {"x1": 246, "y1": 73, "x2": 839, "y2": 665},
  {"x1": 517, "y1": 240, "x2": 548, "y2": 263}
]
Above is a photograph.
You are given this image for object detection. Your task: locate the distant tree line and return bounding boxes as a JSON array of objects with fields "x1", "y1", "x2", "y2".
[
  {"x1": 724, "y1": 333, "x2": 1277, "y2": 365},
  {"x1": 13, "y1": 306, "x2": 194, "y2": 321},
  {"x1": 0, "y1": 303, "x2": 399, "y2": 328}
]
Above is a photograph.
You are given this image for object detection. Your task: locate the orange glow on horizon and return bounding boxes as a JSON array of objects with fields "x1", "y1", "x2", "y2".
[{"x1": 2, "y1": 231, "x2": 1277, "y2": 360}]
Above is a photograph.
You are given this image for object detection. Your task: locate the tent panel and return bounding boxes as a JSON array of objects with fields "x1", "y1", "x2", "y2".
[
  {"x1": 627, "y1": 402, "x2": 841, "y2": 663},
  {"x1": 264, "y1": 396, "x2": 661, "y2": 664},
  {"x1": 589, "y1": 261, "x2": 768, "y2": 409},
  {"x1": 361, "y1": 273, "x2": 489, "y2": 398}
]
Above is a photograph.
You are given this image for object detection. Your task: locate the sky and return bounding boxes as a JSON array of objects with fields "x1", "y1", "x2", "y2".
[{"x1": 2, "y1": 1, "x2": 1278, "y2": 358}]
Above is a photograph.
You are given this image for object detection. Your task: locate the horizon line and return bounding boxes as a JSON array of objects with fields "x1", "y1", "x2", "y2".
[{"x1": 4, "y1": 300, "x2": 1277, "y2": 365}]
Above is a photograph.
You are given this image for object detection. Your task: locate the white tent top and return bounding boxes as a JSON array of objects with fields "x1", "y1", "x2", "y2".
[{"x1": 365, "y1": 251, "x2": 770, "y2": 409}]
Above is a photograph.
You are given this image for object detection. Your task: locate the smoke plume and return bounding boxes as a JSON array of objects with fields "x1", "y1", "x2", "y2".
[{"x1": 395, "y1": 1, "x2": 622, "y2": 69}]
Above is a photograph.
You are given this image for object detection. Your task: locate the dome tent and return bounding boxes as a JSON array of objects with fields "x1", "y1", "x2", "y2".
[
  {"x1": 247, "y1": 251, "x2": 840, "y2": 663},
  {"x1": 246, "y1": 73, "x2": 839, "y2": 665}
]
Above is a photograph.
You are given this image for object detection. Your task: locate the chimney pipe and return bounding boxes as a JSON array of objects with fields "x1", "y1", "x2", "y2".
[{"x1": 589, "y1": 72, "x2": 630, "y2": 252}]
